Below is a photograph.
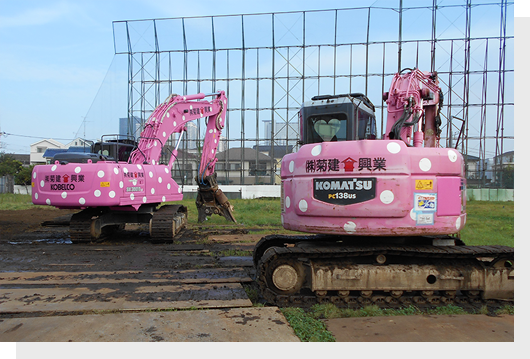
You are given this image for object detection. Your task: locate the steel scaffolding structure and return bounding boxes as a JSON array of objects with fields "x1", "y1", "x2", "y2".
[{"x1": 113, "y1": 0, "x2": 513, "y2": 188}]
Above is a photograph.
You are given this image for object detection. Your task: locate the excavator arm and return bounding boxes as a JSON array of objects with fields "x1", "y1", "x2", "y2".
[
  {"x1": 128, "y1": 91, "x2": 235, "y2": 222},
  {"x1": 383, "y1": 68, "x2": 442, "y2": 148}
]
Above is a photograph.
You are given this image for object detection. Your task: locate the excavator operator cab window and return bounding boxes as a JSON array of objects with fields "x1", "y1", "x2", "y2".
[
  {"x1": 358, "y1": 109, "x2": 377, "y2": 140},
  {"x1": 93, "y1": 142, "x2": 135, "y2": 162},
  {"x1": 306, "y1": 113, "x2": 348, "y2": 143}
]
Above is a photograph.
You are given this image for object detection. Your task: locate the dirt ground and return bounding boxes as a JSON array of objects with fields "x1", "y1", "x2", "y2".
[
  {"x1": 0, "y1": 207, "x2": 257, "y2": 272},
  {"x1": 0, "y1": 208, "x2": 78, "y2": 242},
  {"x1": 0, "y1": 207, "x2": 515, "y2": 343}
]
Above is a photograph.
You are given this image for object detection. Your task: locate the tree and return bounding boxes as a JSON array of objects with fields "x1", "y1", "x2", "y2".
[
  {"x1": 0, "y1": 152, "x2": 34, "y2": 186},
  {"x1": 494, "y1": 164, "x2": 514, "y2": 189},
  {"x1": 15, "y1": 165, "x2": 35, "y2": 185},
  {"x1": 499, "y1": 165, "x2": 514, "y2": 189},
  {"x1": 0, "y1": 153, "x2": 23, "y2": 177}
]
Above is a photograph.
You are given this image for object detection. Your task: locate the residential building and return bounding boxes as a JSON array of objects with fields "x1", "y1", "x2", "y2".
[
  {"x1": 463, "y1": 154, "x2": 482, "y2": 187},
  {"x1": 493, "y1": 150, "x2": 514, "y2": 168},
  {"x1": 65, "y1": 137, "x2": 93, "y2": 148},
  {"x1": 30, "y1": 139, "x2": 66, "y2": 165},
  {"x1": 160, "y1": 146, "x2": 199, "y2": 186},
  {"x1": 491, "y1": 150, "x2": 514, "y2": 188},
  {"x1": 215, "y1": 147, "x2": 273, "y2": 185},
  {"x1": 254, "y1": 144, "x2": 294, "y2": 184},
  {"x1": 253, "y1": 145, "x2": 294, "y2": 159}
]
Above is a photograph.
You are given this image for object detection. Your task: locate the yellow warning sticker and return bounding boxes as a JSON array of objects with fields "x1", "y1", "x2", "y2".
[
  {"x1": 100, "y1": 182, "x2": 110, "y2": 187},
  {"x1": 415, "y1": 180, "x2": 433, "y2": 190}
]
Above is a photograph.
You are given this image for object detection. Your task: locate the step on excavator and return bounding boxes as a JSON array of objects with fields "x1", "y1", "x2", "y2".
[
  {"x1": 253, "y1": 69, "x2": 514, "y2": 307},
  {"x1": 32, "y1": 91, "x2": 236, "y2": 243}
]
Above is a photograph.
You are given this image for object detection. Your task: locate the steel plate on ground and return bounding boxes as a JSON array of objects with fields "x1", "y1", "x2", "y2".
[
  {"x1": 0, "y1": 268, "x2": 252, "y2": 285},
  {"x1": 0, "y1": 307, "x2": 299, "y2": 342},
  {"x1": 0, "y1": 282, "x2": 251, "y2": 313}
]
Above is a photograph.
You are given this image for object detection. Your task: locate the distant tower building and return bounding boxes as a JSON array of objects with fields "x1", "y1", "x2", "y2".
[
  {"x1": 119, "y1": 117, "x2": 142, "y2": 140},
  {"x1": 184, "y1": 122, "x2": 199, "y2": 150},
  {"x1": 218, "y1": 136, "x2": 228, "y2": 153},
  {"x1": 262, "y1": 120, "x2": 298, "y2": 146},
  {"x1": 262, "y1": 120, "x2": 272, "y2": 146}
]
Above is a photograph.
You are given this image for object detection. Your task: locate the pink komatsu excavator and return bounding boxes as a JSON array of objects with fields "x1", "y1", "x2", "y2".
[
  {"x1": 32, "y1": 91, "x2": 235, "y2": 243},
  {"x1": 253, "y1": 69, "x2": 514, "y2": 306}
]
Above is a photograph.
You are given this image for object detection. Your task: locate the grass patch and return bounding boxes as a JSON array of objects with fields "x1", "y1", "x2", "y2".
[
  {"x1": 172, "y1": 198, "x2": 283, "y2": 229},
  {"x1": 426, "y1": 305, "x2": 469, "y2": 316},
  {"x1": 280, "y1": 307, "x2": 335, "y2": 342},
  {"x1": 212, "y1": 249, "x2": 253, "y2": 257},
  {"x1": 460, "y1": 201, "x2": 514, "y2": 247},
  {"x1": 179, "y1": 198, "x2": 514, "y2": 246},
  {"x1": 309, "y1": 303, "x2": 418, "y2": 319},
  {"x1": 0, "y1": 193, "x2": 35, "y2": 210},
  {"x1": 5, "y1": 195, "x2": 514, "y2": 248},
  {"x1": 242, "y1": 283, "x2": 265, "y2": 307},
  {"x1": 304, "y1": 303, "x2": 509, "y2": 320},
  {"x1": 495, "y1": 304, "x2": 514, "y2": 315}
]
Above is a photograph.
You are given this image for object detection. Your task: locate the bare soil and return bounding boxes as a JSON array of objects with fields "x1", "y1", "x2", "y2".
[
  {"x1": 0, "y1": 208, "x2": 515, "y2": 342},
  {"x1": 0, "y1": 208, "x2": 257, "y2": 272},
  {"x1": 0, "y1": 208, "x2": 259, "y2": 315},
  {"x1": 0, "y1": 208, "x2": 77, "y2": 242}
]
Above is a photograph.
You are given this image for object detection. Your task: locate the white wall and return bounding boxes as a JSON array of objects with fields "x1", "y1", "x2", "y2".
[
  {"x1": 182, "y1": 185, "x2": 280, "y2": 199},
  {"x1": 13, "y1": 185, "x2": 514, "y2": 202},
  {"x1": 466, "y1": 189, "x2": 514, "y2": 202},
  {"x1": 14, "y1": 185, "x2": 31, "y2": 195}
]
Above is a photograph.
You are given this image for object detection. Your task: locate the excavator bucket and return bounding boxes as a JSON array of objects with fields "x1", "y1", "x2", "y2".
[{"x1": 195, "y1": 173, "x2": 236, "y2": 223}]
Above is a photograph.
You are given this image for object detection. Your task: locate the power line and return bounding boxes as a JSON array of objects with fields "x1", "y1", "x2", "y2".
[{"x1": 0, "y1": 132, "x2": 76, "y2": 142}]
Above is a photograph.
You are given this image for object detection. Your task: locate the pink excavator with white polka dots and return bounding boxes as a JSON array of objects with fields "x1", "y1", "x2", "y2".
[
  {"x1": 31, "y1": 91, "x2": 235, "y2": 243},
  {"x1": 254, "y1": 69, "x2": 514, "y2": 306}
]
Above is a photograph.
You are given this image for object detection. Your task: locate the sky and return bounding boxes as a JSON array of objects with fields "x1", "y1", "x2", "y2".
[
  {"x1": 0, "y1": 0, "x2": 518, "y2": 155},
  {"x1": 0, "y1": 0, "x2": 382, "y2": 154}
]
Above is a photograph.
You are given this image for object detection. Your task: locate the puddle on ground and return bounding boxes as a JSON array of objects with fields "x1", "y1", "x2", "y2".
[{"x1": 8, "y1": 238, "x2": 73, "y2": 245}]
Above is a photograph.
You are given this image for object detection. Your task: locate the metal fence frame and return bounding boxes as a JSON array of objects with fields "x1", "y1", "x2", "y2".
[{"x1": 112, "y1": 0, "x2": 513, "y2": 188}]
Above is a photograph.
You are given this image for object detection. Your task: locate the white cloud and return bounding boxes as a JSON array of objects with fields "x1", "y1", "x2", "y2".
[{"x1": 0, "y1": 2, "x2": 79, "y2": 29}]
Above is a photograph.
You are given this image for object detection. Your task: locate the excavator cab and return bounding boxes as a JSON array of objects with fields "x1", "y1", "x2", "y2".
[
  {"x1": 92, "y1": 136, "x2": 137, "y2": 162},
  {"x1": 52, "y1": 136, "x2": 137, "y2": 164},
  {"x1": 300, "y1": 93, "x2": 377, "y2": 145}
]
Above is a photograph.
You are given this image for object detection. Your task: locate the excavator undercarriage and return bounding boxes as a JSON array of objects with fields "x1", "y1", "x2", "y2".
[
  {"x1": 69, "y1": 204, "x2": 188, "y2": 244},
  {"x1": 254, "y1": 235, "x2": 514, "y2": 308}
]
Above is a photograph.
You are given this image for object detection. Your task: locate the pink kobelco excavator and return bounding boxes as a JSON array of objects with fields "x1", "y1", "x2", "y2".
[
  {"x1": 253, "y1": 69, "x2": 514, "y2": 307},
  {"x1": 32, "y1": 91, "x2": 236, "y2": 243}
]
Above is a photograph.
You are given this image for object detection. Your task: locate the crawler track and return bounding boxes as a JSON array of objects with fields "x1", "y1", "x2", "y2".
[
  {"x1": 255, "y1": 234, "x2": 514, "y2": 310},
  {"x1": 69, "y1": 208, "x2": 104, "y2": 244},
  {"x1": 69, "y1": 205, "x2": 187, "y2": 244},
  {"x1": 149, "y1": 205, "x2": 188, "y2": 243}
]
